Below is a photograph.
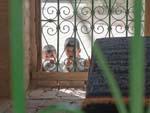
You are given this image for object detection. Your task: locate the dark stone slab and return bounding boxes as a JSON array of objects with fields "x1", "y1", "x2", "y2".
[{"x1": 86, "y1": 37, "x2": 150, "y2": 97}]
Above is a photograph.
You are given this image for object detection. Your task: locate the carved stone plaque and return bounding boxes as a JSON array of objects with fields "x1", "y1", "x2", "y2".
[{"x1": 86, "y1": 37, "x2": 150, "y2": 97}]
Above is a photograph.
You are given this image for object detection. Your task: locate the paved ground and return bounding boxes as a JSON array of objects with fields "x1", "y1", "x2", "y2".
[{"x1": 2, "y1": 88, "x2": 86, "y2": 113}]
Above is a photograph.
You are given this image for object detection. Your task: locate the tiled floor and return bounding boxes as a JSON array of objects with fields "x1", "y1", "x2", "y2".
[{"x1": 2, "y1": 88, "x2": 86, "y2": 113}]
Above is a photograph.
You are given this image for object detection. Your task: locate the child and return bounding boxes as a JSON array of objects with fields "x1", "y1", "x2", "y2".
[
  {"x1": 62, "y1": 37, "x2": 90, "y2": 72},
  {"x1": 42, "y1": 44, "x2": 62, "y2": 72}
]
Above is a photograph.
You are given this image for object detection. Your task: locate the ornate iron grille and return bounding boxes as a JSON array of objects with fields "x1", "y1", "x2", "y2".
[{"x1": 41, "y1": 0, "x2": 145, "y2": 72}]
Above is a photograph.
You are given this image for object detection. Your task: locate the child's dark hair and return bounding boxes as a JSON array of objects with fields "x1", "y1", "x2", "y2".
[
  {"x1": 64, "y1": 37, "x2": 80, "y2": 49},
  {"x1": 43, "y1": 44, "x2": 56, "y2": 53}
]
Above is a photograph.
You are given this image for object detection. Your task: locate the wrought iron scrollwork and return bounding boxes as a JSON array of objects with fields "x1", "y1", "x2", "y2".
[
  {"x1": 94, "y1": 6, "x2": 108, "y2": 20},
  {"x1": 42, "y1": 5, "x2": 58, "y2": 20},
  {"x1": 59, "y1": 20, "x2": 74, "y2": 34},
  {"x1": 60, "y1": 6, "x2": 73, "y2": 20},
  {"x1": 77, "y1": 20, "x2": 91, "y2": 34},
  {"x1": 78, "y1": 7, "x2": 92, "y2": 20},
  {"x1": 42, "y1": 22, "x2": 57, "y2": 36},
  {"x1": 41, "y1": 0, "x2": 145, "y2": 72}
]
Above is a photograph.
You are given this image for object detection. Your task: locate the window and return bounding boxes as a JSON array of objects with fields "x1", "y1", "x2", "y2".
[{"x1": 31, "y1": 0, "x2": 145, "y2": 89}]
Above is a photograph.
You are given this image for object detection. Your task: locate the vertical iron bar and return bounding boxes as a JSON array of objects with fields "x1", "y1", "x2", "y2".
[
  {"x1": 57, "y1": 0, "x2": 60, "y2": 71},
  {"x1": 10, "y1": 0, "x2": 26, "y2": 112},
  {"x1": 108, "y1": 0, "x2": 112, "y2": 38},
  {"x1": 126, "y1": 0, "x2": 129, "y2": 37},
  {"x1": 73, "y1": 0, "x2": 77, "y2": 71},
  {"x1": 91, "y1": 0, "x2": 94, "y2": 55}
]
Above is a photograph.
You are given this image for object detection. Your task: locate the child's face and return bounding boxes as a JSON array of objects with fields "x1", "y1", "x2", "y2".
[
  {"x1": 42, "y1": 51, "x2": 56, "y2": 60},
  {"x1": 65, "y1": 47, "x2": 81, "y2": 58}
]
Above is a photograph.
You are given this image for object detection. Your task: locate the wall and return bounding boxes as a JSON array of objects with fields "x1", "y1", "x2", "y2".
[
  {"x1": 0, "y1": 0, "x2": 31, "y2": 98},
  {"x1": 24, "y1": 0, "x2": 30, "y2": 91},
  {"x1": 0, "y1": 0, "x2": 11, "y2": 98}
]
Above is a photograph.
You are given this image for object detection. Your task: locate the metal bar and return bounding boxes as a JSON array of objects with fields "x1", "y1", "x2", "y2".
[
  {"x1": 126, "y1": 0, "x2": 129, "y2": 37},
  {"x1": 73, "y1": 0, "x2": 77, "y2": 71},
  {"x1": 108, "y1": 0, "x2": 112, "y2": 38},
  {"x1": 91, "y1": 0, "x2": 94, "y2": 53},
  {"x1": 77, "y1": 32, "x2": 89, "y2": 57},
  {"x1": 56, "y1": 0, "x2": 60, "y2": 72},
  {"x1": 9, "y1": 0, "x2": 26, "y2": 112}
]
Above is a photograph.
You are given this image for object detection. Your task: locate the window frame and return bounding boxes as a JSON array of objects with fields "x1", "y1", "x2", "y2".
[{"x1": 30, "y1": 0, "x2": 88, "y2": 89}]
